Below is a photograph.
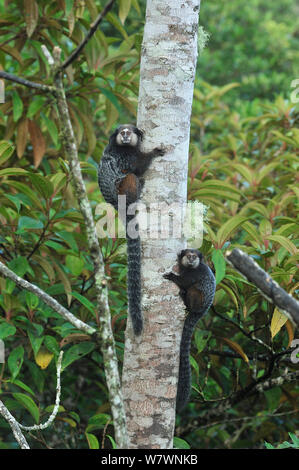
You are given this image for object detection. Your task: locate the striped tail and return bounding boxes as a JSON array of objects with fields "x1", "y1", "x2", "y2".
[
  {"x1": 176, "y1": 313, "x2": 201, "y2": 411},
  {"x1": 126, "y1": 221, "x2": 143, "y2": 335}
]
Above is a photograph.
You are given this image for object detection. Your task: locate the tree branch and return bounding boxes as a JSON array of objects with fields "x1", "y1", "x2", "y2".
[
  {"x1": 50, "y1": 49, "x2": 128, "y2": 448},
  {"x1": 226, "y1": 248, "x2": 299, "y2": 325},
  {"x1": 0, "y1": 351, "x2": 64, "y2": 448},
  {"x1": 19, "y1": 351, "x2": 64, "y2": 431},
  {"x1": 0, "y1": 260, "x2": 96, "y2": 335},
  {"x1": 0, "y1": 400, "x2": 30, "y2": 449},
  {"x1": 0, "y1": 71, "x2": 54, "y2": 93},
  {"x1": 61, "y1": 0, "x2": 116, "y2": 70}
]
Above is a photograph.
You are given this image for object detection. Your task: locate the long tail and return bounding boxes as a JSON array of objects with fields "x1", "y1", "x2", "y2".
[
  {"x1": 126, "y1": 221, "x2": 142, "y2": 335},
  {"x1": 176, "y1": 313, "x2": 201, "y2": 411}
]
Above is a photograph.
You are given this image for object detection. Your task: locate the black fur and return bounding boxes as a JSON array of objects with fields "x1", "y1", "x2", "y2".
[
  {"x1": 163, "y1": 249, "x2": 216, "y2": 410},
  {"x1": 98, "y1": 124, "x2": 165, "y2": 335}
]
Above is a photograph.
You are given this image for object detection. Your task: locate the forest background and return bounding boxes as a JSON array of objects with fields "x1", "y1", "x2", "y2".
[{"x1": 0, "y1": 0, "x2": 298, "y2": 449}]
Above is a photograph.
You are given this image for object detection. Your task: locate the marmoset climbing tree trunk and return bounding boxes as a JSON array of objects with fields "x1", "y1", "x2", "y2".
[{"x1": 122, "y1": 0, "x2": 201, "y2": 449}]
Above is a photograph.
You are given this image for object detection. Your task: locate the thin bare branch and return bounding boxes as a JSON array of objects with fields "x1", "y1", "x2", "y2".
[
  {"x1": 0, "y1": 71, "x2": 54, "y2": 93},
  {"x1": 61, "y1": 0, "x2": 116, "y2": 70},
  {"x1": 0, "y1": 261, "x2": 96, "y2": 335},
  {"x1": 49, "y1": 49, "x2": 128, "y2": 448},
  {"x1": 226, "y1": 248, "x2": 299, "y2": 325}
]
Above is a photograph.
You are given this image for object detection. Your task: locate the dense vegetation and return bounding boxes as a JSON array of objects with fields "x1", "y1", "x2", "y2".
[{"x1": 0, "y1": 0, "x2": 298, "y2": 449}]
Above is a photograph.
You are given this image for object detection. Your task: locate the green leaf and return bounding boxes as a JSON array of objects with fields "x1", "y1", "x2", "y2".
[
  {"x1": 8, "y1": 256, "x2": 30, "y2": 277},
  {"x1": 11, "y1": 379, "x2": 35, "y2": 396},
  {"x1": 268, "y1": 235, "x2": 298, "y2": 256},
  {"x1": 0, "y1": 141, "x2": 14, "y2": 165},
  {"x1": 264, "y1": 387, "x2": 281, "y2": 412},
  {"x1": 8, "y1": 346, "x2": 24, "y2": 380},
  {"x1": 12, "y1": 91, "x2": 23, "y2": 122},
  {"x1": 264, "y1": 441, "x2": 275, "y2": 449},
  {"x1": 44, "y1": 335, "x2": 59, "y2": 355},
  {"x1": 66, "y1": 255, "x2": 85, "y2": 277},
  {"x1": 28, "y1": 174, "x2": 54, "y2": 199},
  {"x1": 194, "y1": 330, "x2": 211, "y2": 354},
  {"x1": 28, "y1": 331, "x2": 44, "y2": 357},
  {"x1": 98, "y1": 87, "x2": 122, "y2": 113},
  {"x1": 27, "y1": 96, "x2": 45, "y2": 118},
  {"x1": 41, "y1": 113, "x2": 59, "y2": 146},
  {"x1": 17, "y1": 216, "x2": 44, "y2": 231},
  {"x1": 86, "y1": 413, "x2": 111, "y2": 432},
  {"x1": 107, "y1": 435, "x2": 117, "y2": 449},
  {"x1": 0, "y1": 322, "x2": 16, "y2": 340},
  {"x1": 173, "y1": 437, "x2": 191, "y2": 449},
  {"x1": 71, "y1": 291, "x2": 95, "y2": 315},
  {"x1": 25, "y1": 291, "x2": 39, "y2": 310},
  {"x1": 216, "y1": 216, "x2": 248, "y2": 248},
  {"x1": 0, "y1": 168, "x2": 28, "y2": 177},
  {"x1": 85, "y1": 432, "x2": 99, "y2": 449},
  {"x1": 62, "y1": 342, "x2": 95, "y2": 370},
  {"x1": 13, "y1": 393, "x2": 39, "y2": 424},
  {"x1": 212, "y1": 249, "x2": 226, "y2": 284},
  {"x1": 118, "y1": 0, "x2": 131, "y2": 24}
]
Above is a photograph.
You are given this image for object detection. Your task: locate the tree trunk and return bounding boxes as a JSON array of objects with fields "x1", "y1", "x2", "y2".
[{"x1": 122, "y1": 0, "x2": 201, "y2": 449}]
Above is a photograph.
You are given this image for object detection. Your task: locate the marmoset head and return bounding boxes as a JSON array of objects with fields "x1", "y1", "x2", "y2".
[
  {"x1": 179, "y1": 249, "x2": 203, "y2": 269},
  {"x1": 111, "y1": 124, "x2": 143, "y2": 147}
]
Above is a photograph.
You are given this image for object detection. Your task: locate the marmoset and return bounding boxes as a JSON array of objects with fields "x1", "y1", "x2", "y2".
[
  {"x1": 163, "y1": 249, "x2": 216, "y2": 410},
  {"x1": 98, "y1": 124, "x2": 165, "y2": 335}
]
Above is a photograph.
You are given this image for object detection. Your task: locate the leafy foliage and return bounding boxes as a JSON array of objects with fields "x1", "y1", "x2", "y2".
[{"x1": 0, "y1": 0, "x2": 298, "y2": 450}]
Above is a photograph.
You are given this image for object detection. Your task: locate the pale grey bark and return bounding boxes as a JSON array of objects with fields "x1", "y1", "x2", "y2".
[{"x1": 122, "y1": 0, "x2": 201, "y2": 449}]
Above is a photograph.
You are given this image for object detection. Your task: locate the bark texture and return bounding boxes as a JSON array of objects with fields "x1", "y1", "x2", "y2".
[{"x1": 122, "y1": 0, "x2": 201, "y2": 449}]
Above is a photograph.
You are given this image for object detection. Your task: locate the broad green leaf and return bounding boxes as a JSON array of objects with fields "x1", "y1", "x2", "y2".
[
  {"x1": 99, "y1": 87, "x2": 122, "y2": 113},
  {"x1": 62, "y1": 342, "x2": 95, "y2": 370},
  {"x1": 264, "y1": 387, "x2": 281, "y2": 412},
  {"x1": 212, "y1": 249, "x2": 226, "y2": 284},
  {"x1": 28, "y1": 331, "x2": 44, "y2": 357},
  {"x1": 8, "y1": 256, "x2": 30, "y2": 277},
  {"x1": 0, "y1": 168, "x2": 28, "y2": 177},
  {"x1": 28, "y1": 173, "x2": 54, "y2": 199},
  {"x1": 173, "y1": 437, "x2": 191, "y2": 449},
  {"x1": 71, "y1": 291, "x2": 95, "y2": 315},
  {"x1": 44, "y1": 335, "x2": 59, "y2": 355},
  {"x1": 12, "y1": 91, "x2": 23, "y2": 122},
  {"x1": 10, "y1": 379, "x2": 35, "y2": 396},
  {"x1": 268, "y1": 235, "x2": 298, "y2": 256},
  {"x1": 13, "y1": 393, "x2": 39, "y2": 424},
  {"x1": 86, "y1": 413, "x2": 111, "y2": 432},
  {"x1": 85, "y1": 433, "x2": 99, "y2": 449},
  {"x1": 41, "y1": 113, "x2": 59, "y2": 146},
  {"x1": 27, "y1": 96, "x2": 45, "y2": 119},
  {"x1": 8, "y1": 346, "x2": 24, "y2": 380},
  {"x1": 0, "y1": 140, "x2": 14, "y2": 164},
  {"x1": 194, "y1": 330, "x2": 211, "y2": 354},
  {"x1": 118, "y1": 0, "x2": 132, "y2": 24},
  {"x1": 0, "y1": 322, "x2": 16, "y2": 340},
  {"x1": 66, "y1": 255, "x2": 85, "y2": 277},
  {"x1": 17, "y1": 216, "x2": 44, "y2": 231},
  {"x1": 216, "y1": 216, "x2": 248, "y2": 247},
  {"x1": 25, "y1": 292, "x2": 39, "y2": 310}
]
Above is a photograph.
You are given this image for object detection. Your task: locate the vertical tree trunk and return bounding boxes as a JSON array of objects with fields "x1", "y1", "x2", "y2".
[{"x1": 122, "y1": 0, "x2": 201, "y2": 449}]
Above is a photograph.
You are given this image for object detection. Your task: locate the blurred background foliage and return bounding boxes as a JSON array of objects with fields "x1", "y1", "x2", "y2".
[{"x1": 0, "y1": 0, "x2": 298, "y2": 450}]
